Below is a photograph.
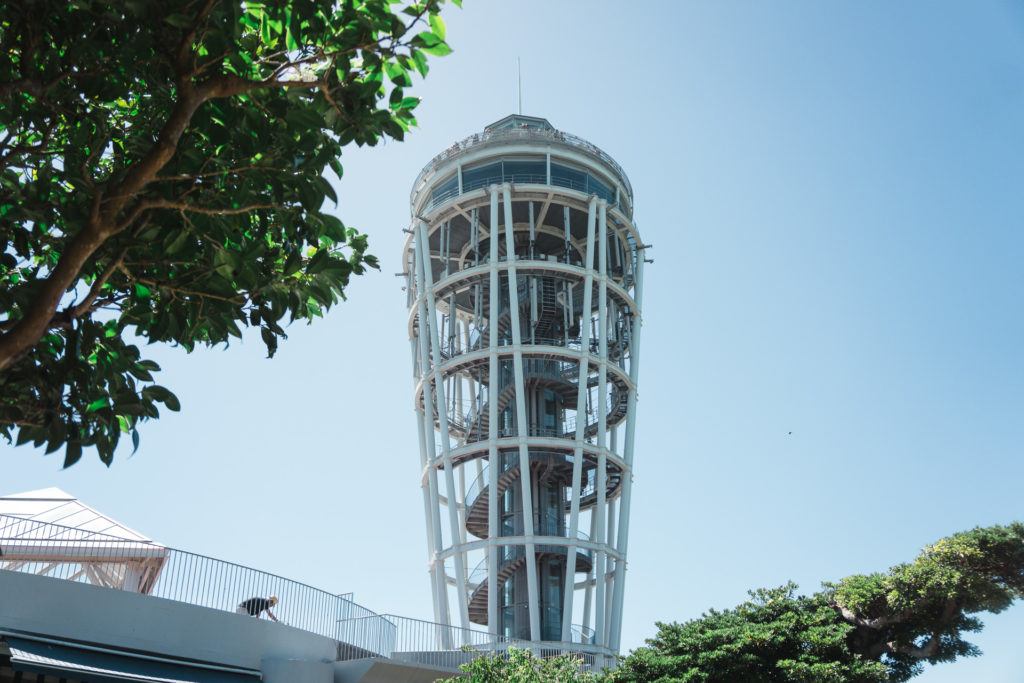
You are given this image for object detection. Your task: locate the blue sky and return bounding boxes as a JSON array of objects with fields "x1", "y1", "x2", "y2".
[{"x1": 4, "y1": 1, "x2": 1024, "y2": 680}]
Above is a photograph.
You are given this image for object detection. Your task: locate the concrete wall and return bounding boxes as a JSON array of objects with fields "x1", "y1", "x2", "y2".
[
  {"x1": 262, "y1": 657, "x2": 334, "y2": 683},
  {"x1": 0, "y1": 571, "x2": 336, "y2": 673}
]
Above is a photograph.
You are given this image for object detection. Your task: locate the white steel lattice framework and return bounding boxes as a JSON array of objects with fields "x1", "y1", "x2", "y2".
[{"x1": 403, "y1": 116, "x2": 646, "y2": 665}]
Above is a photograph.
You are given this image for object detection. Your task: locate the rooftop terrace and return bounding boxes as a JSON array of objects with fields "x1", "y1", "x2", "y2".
[{"x1": 0, "y1": 491, "x2": 599, "y2": 679}]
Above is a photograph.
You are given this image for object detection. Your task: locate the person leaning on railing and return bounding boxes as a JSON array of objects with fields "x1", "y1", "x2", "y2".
[{"x1": 236, "y1": 595, "x2": 279, "y2": 621}]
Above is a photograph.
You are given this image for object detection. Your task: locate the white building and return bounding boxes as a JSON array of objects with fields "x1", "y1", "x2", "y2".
[{"x1": 0, "y1": 489, "x2": 473, "y2": 682}]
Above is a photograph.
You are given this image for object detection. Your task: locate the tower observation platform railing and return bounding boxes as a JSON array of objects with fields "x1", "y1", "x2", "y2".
[
  {"x1": 463, "y1": 457, "x2": 617, "y2": 519},
  {"x1": 0, "y1": 514, "x2": 574, "y2": 672},
  {"x1": 410, "y1": 125, "x2": 634, "y2": 215},
  {"x1": 428, "y1": 171, "x2": 617, "y2": 211},
  {"x1": 440, "y1": 381, "x2": 628, "y2": 445},
  {"x1": 421, "y1": 252, "x2": 638, "y2": 308},
  {"x1": 428, "y1": 273, "x2": 636, "y2": 358}
]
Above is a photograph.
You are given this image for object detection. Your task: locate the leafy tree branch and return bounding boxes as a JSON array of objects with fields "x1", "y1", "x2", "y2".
[
  {"x1": 0, "y1": 0, "x2": 458, "y2": 464},
  {"x1": 609, "y1": 522, "x2": 1024, "y2": 682}
]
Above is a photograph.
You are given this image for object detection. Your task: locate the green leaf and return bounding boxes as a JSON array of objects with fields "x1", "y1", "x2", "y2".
[
  {"x1": 318, "y1": 177, "x2": 338, "y2": 205},
  {"x1": 283, "y1": 251, "x2": 303, "y2": 276},
  {"x1": 384, "y1": 61, "x2": 412, "y2": 87},
  {"x1": 429, "y1": 13, "x2": 446, "y2": 41},
  {"x1": 411, "y1": 29, "x2": 452, "y2": 56},
  {"x1": 63, "y1": 440, "x2": 83, "y2": 468},
  {"x1": 260, "y1": 327, "x2": 278, "y2": 358},
  {"x1": 415, "y1": 31, "x2": 443, "y2": 48},
  {"x1": 422, "y1": 40, "x2": 452, "y2": 57},
  {"x1": 86, "y1": 397, "x2": 110, "y2": 413},
  {"x1": 44, "y1": 424, "x2": 66, "y2": 454},
  {"x1": 285, "y1": 107, "x2": 324, "y2": 131},
  {"x1": 165, "y1": 229, "x2": 189, "y2": 255},
  {"x1": 397, "y1": 96, "x2": 420, "y2": 111},
  {"x1": 128, "y1": 364, "x2": 154, "y2": 381},
  {"x1": 143, "y1": 385, "x2": 180, "y2": 411},
  {"x1": 306, "y1": 249, "x2": 329, "y2": 274},
  {"x1": 164, "y1": 14, "x2": 192, "y2": 29},
  {"x1": 134, "y1": 282, "x2": 151, "y2": 299},
  {"x1": 411, "y1": 50, "x2": 429, "y2": 77},
  {"x1": 162, "y1": 392, "x2": 181, "y2": 412},
  {"x1": 297, "y1": 180, "x2": 323, "y2": 211}
]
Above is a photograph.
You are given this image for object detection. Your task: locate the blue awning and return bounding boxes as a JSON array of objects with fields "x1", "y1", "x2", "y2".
[{"x1": 4, "y1": 636, "x2": 261, "y2": 683}]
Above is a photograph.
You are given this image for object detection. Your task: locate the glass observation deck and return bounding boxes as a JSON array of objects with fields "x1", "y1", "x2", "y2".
[
  {"x1": 427, "y1": 158, "x2": 618, "y2": 211},
  {"x1": 410, "y1": 115, "x2": 634, "y2": 218}
]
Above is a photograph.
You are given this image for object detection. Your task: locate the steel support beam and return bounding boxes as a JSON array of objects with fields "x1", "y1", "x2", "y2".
[
  {"x1": 561, "y1": 196, "x2": 598, "y2": 641},
  {"x1": 417, "y1": 220, "x2": 471, "y2": 637},
  {"x1": 413, "y1": 234, "x2": 452, "y2": 637},
  {"x1": 503, "y1": 183, "x2": 542, "y2": 644},
  {"x1": 594, "y1": 199, "x2": 609, "y2": 658},
  {"x1": 609, "y1": 248, "x2": 645, "y2": 652},
  {"x1": 486, "y1": 186, "x2": 501, "y2": 636}
]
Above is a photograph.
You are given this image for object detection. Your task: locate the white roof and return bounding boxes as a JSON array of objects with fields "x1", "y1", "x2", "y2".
[{"x1": 0, "y1": 487, "x2": 155, "y2": 543}]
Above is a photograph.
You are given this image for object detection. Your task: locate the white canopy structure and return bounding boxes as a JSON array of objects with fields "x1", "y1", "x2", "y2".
[{"x1": 0, "y1": 488, "x2": 166, "y2": 593}]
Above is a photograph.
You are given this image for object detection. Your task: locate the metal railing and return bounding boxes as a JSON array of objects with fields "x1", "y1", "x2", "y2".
[
  {"x1": 336, "y1": 613, "x2": 398, "y2": 659},
  {"x1": 466, "y1": 531, "x2": 593, "y2": 589},
  {"x1": 337, "y1": 613, "x2": 598, "y2": 670},
  {"x1": 430, "y1": 185, "x2": 460, "y2": 206},
  {"x1": 464, "y1": 451, "x2": 570, "y2": 511},
  {"x1": 571, "y1": 624, "x2": 597, "y2": 646},
  {"x1": 440, "y1": 335, "x2": 587, "y2": 359},
  {"x1": 427, "y1": 167, "x2": 618, "y2": 212},
  {"x1": 0, "y1": 514, "x2": 368, "y2": 643},
  {"x1": 448, "y1": 412, "x2": 602, "y2": 445},
  {"x1": 337, "y1": 613, "x2": 529, "y2": 670},
  {"x1": 464, "y1": 454, "x2": 610, "y2": 515},
  {"x1": 459, "y1": 173, "x2": 548, "y2": 196},
  {"x1": 444, "y1": 387, "x2": 624, "y2": 445},
  {"x1": 0, "y1": 515, "x2": 606, "y2": 670},
  {"x1": 412, "y1": 125, "x2": 634, "y2": 206}
]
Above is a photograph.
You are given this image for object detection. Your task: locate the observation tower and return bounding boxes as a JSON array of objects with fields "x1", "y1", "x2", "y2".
[{"x1": 403, "y1": 115, "x2": 645, "y2": 665}]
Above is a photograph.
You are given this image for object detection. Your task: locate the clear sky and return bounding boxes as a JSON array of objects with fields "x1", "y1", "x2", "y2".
[{"x1": 4, "y1": 1, "x2": 1023, "y2": 680}]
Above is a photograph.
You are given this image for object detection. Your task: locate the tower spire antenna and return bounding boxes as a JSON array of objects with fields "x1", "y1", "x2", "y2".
[{"x1": 517, "y1": 56, "x2": 522, "y2": 115}]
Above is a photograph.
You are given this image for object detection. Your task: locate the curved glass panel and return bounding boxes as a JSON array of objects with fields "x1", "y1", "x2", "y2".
[
  {"x1": 502, "y1": 159, "x2": 546, "y2": 184},
  {"x1": 429, "y1": 158, "x2": 619, "y2": 209},
  {"x1": 461, "y1": 162, "x2": 502, "y2": 193},
  {"x1": 550, "y1": 163, "x2": 586, "y2": 193},
  {"x1": 430, "y1": 173, "x2": 458, "y2": 205}
]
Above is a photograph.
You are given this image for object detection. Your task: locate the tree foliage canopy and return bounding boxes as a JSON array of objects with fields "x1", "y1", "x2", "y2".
[
  {"x1": 0, "y1": 0, "x2": 456, "y2": 465},
  {"x1": 608, "y1": 523, "x2": 1024, "y2": 682},
  {"x1": 457, "y1": 647, "x2": 598, "y2": 683}
]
